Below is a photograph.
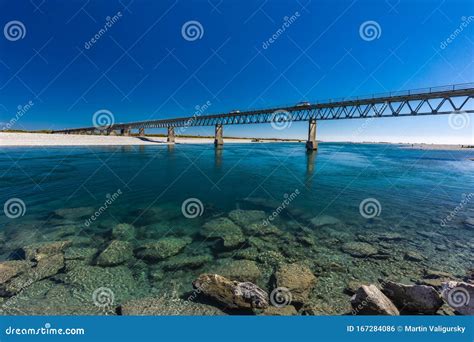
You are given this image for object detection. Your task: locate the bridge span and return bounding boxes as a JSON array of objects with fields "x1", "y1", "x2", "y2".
[{"x1": 54, "y1": 83, "x2": 474, "y2": 150}]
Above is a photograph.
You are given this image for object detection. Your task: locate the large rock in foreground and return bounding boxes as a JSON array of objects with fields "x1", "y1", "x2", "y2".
[
  {"x1": 351, "y1": 285, "x2": 399, "y2": 315},
  {"x1": 192, "y1": 274, "x2": 268, "y2": 309},
  {"x1": 381, "y1": 281, "x2": 443, "y2": 314},
  {"x1": 274, "y1": 263, "x2": 316, "y2": 304},
  {"x1": 441, "y1": 281, "x2": 474, "y2": 315}
]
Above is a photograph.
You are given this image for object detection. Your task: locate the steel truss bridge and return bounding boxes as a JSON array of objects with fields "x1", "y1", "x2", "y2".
[{"x1": 54, "y1": 83, "x2": 474, "y2": 150}]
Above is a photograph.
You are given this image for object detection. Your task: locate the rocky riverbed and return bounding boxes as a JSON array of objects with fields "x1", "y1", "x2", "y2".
[{"x1": 0, "y1": 204, "x2": 473, "y2": 315}]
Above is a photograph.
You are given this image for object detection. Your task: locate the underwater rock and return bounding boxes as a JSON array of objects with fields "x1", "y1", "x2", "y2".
[
  {"x1": 201, "y1": 217, "x2": 245, "y2": 249},
  {"x1": 96, "y1": 240, "x2": 133, "y2": 266},
  {"x1": 377, "y1": 232, "x2": 403, "y2": 241},
  {"x1": 213, "y1": 260, "x2": 261, "y2": 283},
  {"x1": 54, "y1": 207, "x2": 94, "y2": 220},
  {"x1": 310, "y1": 215, "x2": 342, "y2": 227},
  {"x1": 120, "y1": 296, "x2": 226, "y2": 315},
  {"x1": 0, "y1": 260, "x2": 32, "y2": 286},
  {"x1": 344, "y1": 280, "x2": 365, "y2": 295},
  {"x1": 112, "y1": 223, "x2": 136, "y2": 241},
  {"x1": 64, "y1": 247, "x2": 97, "y2": 264},
  {"x1": 441, "y1": 281, "x2": 474, "y2": 315},
  {"x1": 228, "y1": 209, "x2": 266, "y2": 227},
  {"x1": 404, "y1": 251, "x2": 426, "y2": 262},
  {"x1": 162, "y1": 254, "x2": 213, "y2": 270},
  {"x1": 22, "y1": 241, "x2": 71, "y2": 261},
  {"x1": 274, "y1": 263, "x2": 316, "y2": 304},
  {"x1": 341, "y1": 242, "x2": 378, "y2": 258},
  {"x1": 135, "y1": 237, "x2": 192, "y2": 261},
  {"x1": 231, "y1": 247, "x2": 259, "y2": 261},
  {"x1": 2, "y1": 254, "x2": 65, "y2": 296},
  {"x1": 351, "y1": 285, "x2": 399, "y2": 315},
  {"x1": 464, "y1": 217, "x2": 474, "y2": 228},
  {"x1": 64, "y1": 264, "x2": 149, "y2": 306},
  {"x1": 381, "y1": 281, "x2": 443, "y2": 314},
  {"x1": 192, "y1": 274, "x2": 268, "y2": 309},
  {"x1": 260, "y1": 305, "x2": 298, "y2": 315}
]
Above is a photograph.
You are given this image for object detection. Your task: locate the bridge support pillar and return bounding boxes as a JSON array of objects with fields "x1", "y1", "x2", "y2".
[
  {"x1": 120, "y1": 128, "x2": 131, "y2": 136},
  {"x1": 214, "y1": 124, "x2": 224, "y2": 146},
  {"x1": 167, "y1": 127, "x2": 175, "y2": 143},
  {"x1": 139, "y1": 128, "x2": 145, "y2": 136},
  {"x1": 306, "y1": 119, "x2": 318, "y2": 151}
]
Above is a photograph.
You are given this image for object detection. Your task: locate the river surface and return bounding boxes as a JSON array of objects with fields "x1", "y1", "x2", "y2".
[{"x1": 0, "y1": 143, "x2": 473, "y2": 315}]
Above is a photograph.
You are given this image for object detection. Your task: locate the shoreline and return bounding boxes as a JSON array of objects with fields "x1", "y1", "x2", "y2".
[
  {"x1": 0, "y1": 132, "x2": 301, "y2": 146},
  {"x1": 0, "y1": 133, "x2": 473, "y2": 151}
]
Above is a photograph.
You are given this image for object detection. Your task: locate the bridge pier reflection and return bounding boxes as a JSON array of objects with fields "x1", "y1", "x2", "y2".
[
  {"x1": 215, "y1": 145, "x2": 223, "y2": 168},
  {"x1": 305, "y1": 150, "x2": 316, "y2": 188}
]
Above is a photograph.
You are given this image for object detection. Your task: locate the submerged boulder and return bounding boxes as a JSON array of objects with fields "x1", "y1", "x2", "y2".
[
  {"x1": 192, "y1": 274, "x2": 268, "y2": 309},
  {"x1": 213, "y1": 260, "x2": 261, "y2": 283},
  {"x1": 404, "y1": 251, "x2": 426, "y2": 262},
  {"x1": 22, "y1": 241, "x2": 71, "y2": 261},
  {"x1": 274, "y1": 263, "x2": 316, "y2": 304},
  {"x1": 135, "y1": 237, "x2": 192, "y2": 261},
  {"x1": 0, "y1": 260, "x2": 32, "y2": 286},
  {"x1": 54, "y1": 207, "x2": 94, "y2": 220},
  {"x1": 228, "y1": 209, "x2": 267, "y2": 227},
  {"x1": 112, "y1": 223, "x2": 136, "y2": 241},
  {"x1": 351, "y1": 285, "x2": 399, "y2": 315},
  {"x1": 201, "y1": 217, "x2": 245, "y2": 249},
  {"x1": 96, "y1": 240, "x2": 133, "y2": 266},
  {"x1": 310, "y1": 215, "x2": 342, "y2": 227},
  {"x1": 381, "y1": 281, "x2": 443, "y2": 314},
  {"x1": 341, "y1": 242, "x2": 378, "y2": 258},
  {"x1": 161, "y1": 254, "x2": 213, "y2": 270}
]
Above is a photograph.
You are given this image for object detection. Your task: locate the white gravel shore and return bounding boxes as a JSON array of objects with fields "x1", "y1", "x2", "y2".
[{"x1": 0, "y1": 133, "x2": 297, "y2": 146}]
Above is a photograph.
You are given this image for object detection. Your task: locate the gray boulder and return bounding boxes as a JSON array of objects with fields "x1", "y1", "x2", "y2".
[
  {"x1": 351, "y1": 285, "x2": 399, "y2": 315},
  {"x1": 382, "y1": 281, "x2": 443, "y2": 314}
]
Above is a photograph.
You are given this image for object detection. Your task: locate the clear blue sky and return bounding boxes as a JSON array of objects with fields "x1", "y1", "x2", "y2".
[{"x1": 0, "y1": 0, "x2": 473, "y2": 143}]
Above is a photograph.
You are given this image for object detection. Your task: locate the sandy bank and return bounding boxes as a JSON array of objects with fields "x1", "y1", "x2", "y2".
[{"x1": 0, "y1": 133, "x2": 300, "y2": 146}]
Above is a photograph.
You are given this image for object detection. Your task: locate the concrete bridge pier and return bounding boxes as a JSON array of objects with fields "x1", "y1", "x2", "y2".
[
  {"x1": 139, "y1": 128, "x2": 145, "y2": 136},
  {"x1": 306, "y1": 119, "x2": 318, "y2": 151},
  {"x1": 120, "y1": 128, "x2": 131, "y2": 136},
  {"x1": 214, "y1": 124, "x2": 224, "y2": 146},
  {"x1": 167, "y1": 127, "x2": 175, "y2": 143}
]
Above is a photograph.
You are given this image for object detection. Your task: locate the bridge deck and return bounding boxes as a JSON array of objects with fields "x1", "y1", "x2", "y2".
[{"x1": 54, "y1": 83, "x2": 474, "y2": 133}]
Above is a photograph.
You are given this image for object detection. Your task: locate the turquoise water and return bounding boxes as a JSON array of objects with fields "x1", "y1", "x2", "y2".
[{"x1": 1, "y1": 143, "x2": 473, "y2": 315}]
